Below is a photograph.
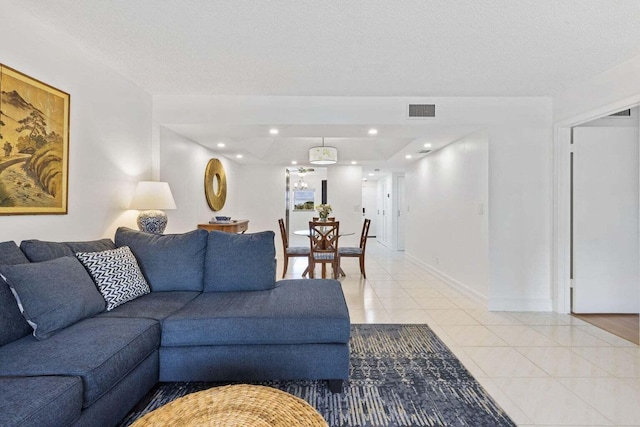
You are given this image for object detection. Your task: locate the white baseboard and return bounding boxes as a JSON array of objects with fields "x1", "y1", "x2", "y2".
[
  {"x1": 405, "y1": 253, "x2": 553, "y2": 312},
  {"x1": 405, "y1": 253, "x2": 488, "y2": 308}
]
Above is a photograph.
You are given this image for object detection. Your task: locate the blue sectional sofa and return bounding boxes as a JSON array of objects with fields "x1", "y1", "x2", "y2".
[{"x1": 0, "y1": 228, "x2": 350, "y2": 427}]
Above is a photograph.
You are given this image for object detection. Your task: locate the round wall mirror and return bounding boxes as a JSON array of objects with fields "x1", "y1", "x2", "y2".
[{"x1": 204, "y1": 158, "x2": 227, "y2": 211}]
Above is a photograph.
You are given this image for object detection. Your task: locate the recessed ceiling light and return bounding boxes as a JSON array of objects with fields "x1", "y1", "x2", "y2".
[
  {"x1": 291, "y1": 160, "x2": 298, "y2": 165},
  {"x1": 368, "y1": 173, "x2": 374, "y2": 176},
  {"x1": 217, "y1": 143, "x2": 226, "y2": 148},
  {"x1": 405, "y1": 155, "x2": 412, "y2": 159},
  {"x1": 236, "y1": 154, "x2": 243, "y2": 159},
  {"x1": 269, "y1": 128, "x2": 279, "y2": 135},
  {"x1": 423, "y1": 143, "x2": 432, "y2": 148},
  {"x1": 351, "y1": 161, "x2": 357, "y2": 165},
  {"x1": 368, "y1": 128, "x2": 378, "y2": 135}
]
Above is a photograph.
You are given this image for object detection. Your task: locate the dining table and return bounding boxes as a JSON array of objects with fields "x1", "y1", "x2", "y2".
[{"x1": 293, "y1": 229, "x2": 355, "y2": 278}]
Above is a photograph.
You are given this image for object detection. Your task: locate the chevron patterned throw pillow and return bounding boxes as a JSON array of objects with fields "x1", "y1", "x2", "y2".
[{"x1": 76, "y1": 246, "x2": 150, "y2": 311}]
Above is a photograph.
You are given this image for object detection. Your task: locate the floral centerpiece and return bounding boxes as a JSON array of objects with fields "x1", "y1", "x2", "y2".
[{"x1": 316, "y1": 203, "x2": 332, "y2": 220}]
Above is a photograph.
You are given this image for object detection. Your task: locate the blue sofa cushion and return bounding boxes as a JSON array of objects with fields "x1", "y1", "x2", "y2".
[
  {"x1": 0, "y1": 256, "x2": 106, "y2": 340},
  {"x1": 20, "y1": 238, "x2": 116, "y2": 262},
  {"x1": 0, "y1": 241, "x2": 32, "y2": 346},
  {"x1": 76, "y1": 246, "x2": 150, "y2": 310},
  {"x1": 0, "y1": 376, "x2": 82, "y2": 427},
  {"x1": 204, "y1": 231, "x2": 277, "y2": 292},
  {"x1": 0, "y1": 317, "x2": 160, "y2": 408},
  {"x1": 97, "y1": 291, "x2": 200, "y2": 321},
  {"x1": 163, "y1": 279, "x2": 350, "y2": 346},
  {"x1": 0, "y1": 240, "x2": 30, "y2": 264},
  {"x1": 115, "y1": 227, "x2": 208, "y2": 292}
]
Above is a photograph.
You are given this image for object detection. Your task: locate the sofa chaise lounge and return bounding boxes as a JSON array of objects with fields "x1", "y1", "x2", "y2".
[{"x1": 0, "y1": 227, "x2": 350, "y2": 427}]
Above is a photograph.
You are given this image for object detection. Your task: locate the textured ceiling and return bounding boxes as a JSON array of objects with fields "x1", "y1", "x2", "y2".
[
  {"x1": 10, "y1": 0, "x2": 640, "y2": 172},
  {"x1": 12, "y1": 0, "x2": 640, "y2": 97}
]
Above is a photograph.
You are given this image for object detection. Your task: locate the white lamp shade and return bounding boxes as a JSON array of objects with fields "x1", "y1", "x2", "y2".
[
  {"x1": 309, "y1": 146, "x2": 338, "y2": 165},
  {"x1": 129, "y1": 181, "x2": 177, "y2": 210}
]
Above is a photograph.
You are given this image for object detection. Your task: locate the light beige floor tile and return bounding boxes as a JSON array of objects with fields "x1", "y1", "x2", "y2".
[
  {"x1": 403, "y1": 287, "x2": 445, "y2": 298},
  {"x1": 620, "y1": 377, "x2": 640, "y2": 391},
  {"x1": 386, "y1": 309, "x2": 433, "y2": 324},
  {"x1": 465, "y1": 309, "x2": 523, "y2": 326},
  {"x1": 413, "y1": 297, "x2": 458, "y2": 310},
  {"x1": 348, "y1": 309, "x2": 392, "y2": 324},
  {"x1": 372, "y1": 287, "x2": 410, "y2": 298},
  {"x1": 378, "y1": 297, "x2": 421, "y2": 310},
  {"x1": 464, "y1": 347, "x2": 548, "y2": 377},
  {"x1": 397, "y1": 280, "x2": 432, "y2": 289},
  {"x1": 441, "y1": 325, "x2": 509, "y2": 347},
  {"x1": 509, "y1": 312, "x2": 572, "y2": 326},
  {"x1": 447, "y1": 347, "x2": 489, "y2": 378},
  {"x1": 492, "y1": 378, "x2": 613, "y2": 425},
  {"x1": 516, "y1": 346, "x2": 610, "y2": 378},
  {"x1": 345, "y1": 297, "x2": 385, "y2": 311},
  {"x1": 475, "y1": 377, "x2": 534, "y2": 425},
  {"x1": 531, "y1": 325, "x2": 610, "y2": 347},
  {"x1": 367, "y1": 280, "x2": 401, "y2": 289},
  {"x1": 450, "y1": 297, "x2": 483, "y2": 309},
  {"x1": 427, "y1": 309, "x2": 480, "y2": 326},
  {"x1": 435, "y1": 287, "x2": 467, "y2": 299},
  {"x1": 487, "y1": 325, "x2": 561, "y2": 347},
  {"x1": 575, "y1": 324, "x2": 638, "y2": 347},
  {"x1": 571, "y1": 347, "x2": 640, "y2": 377},
  {"x1": 558, "y1": 377, "x2": 640, "y2": 425},
  {"x1": 363, "y1": 272, "x2": 394, "y2": 281}
]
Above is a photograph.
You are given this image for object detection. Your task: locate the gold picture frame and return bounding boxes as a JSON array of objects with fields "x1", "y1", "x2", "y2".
[
  {"x1": 204, "y1": 158, "x2": 227, "y2": 211},
  {"x1": 0, "y1": 64, "x2": 70, "y2": 215}
]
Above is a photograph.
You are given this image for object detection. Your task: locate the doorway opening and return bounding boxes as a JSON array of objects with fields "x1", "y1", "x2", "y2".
[{"x1": 569, "y1": 106, "x2": 639, "y2": 344}]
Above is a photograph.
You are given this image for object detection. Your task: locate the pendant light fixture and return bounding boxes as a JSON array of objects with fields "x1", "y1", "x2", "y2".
[{"x1": 309, "y1": 137, "x2": 338, "y2": 165}]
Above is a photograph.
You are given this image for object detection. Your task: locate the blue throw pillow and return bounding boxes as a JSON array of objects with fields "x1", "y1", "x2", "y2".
[
  {"x1": 0, "y1": 241, "x2": 32, "y2": 346},
  {"x1": 20, "y1": 239, "x2": 117, "y2": 262},
  {"x1": 0, "y1": 256, "x2": 106, "y2": 340},
  {"x1": 114, "y1": 227, "x2": 208, "y2": 292},
  {"x1": 204, "y1": 231, "x2": 277, "y2": 292}
]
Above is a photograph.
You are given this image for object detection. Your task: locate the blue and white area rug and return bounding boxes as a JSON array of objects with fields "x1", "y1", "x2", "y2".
[{"x1": 120, "y1": 324, "x2": 515, "y2": 426}]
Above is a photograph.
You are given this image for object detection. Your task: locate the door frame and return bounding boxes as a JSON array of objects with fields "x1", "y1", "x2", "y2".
[{"x1": 553, "y1": 96, "x2": 640, "y2": 313}]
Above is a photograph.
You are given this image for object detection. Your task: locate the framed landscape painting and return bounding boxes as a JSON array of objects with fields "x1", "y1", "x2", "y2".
[{"x1": 0, "y1": 64, "x2": 69, "y2": 214}]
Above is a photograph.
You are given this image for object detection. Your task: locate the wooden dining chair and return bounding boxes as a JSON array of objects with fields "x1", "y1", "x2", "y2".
[
  {"x1": 278, "y1": 218, "x2": 310, "y2": 278},
  {"x1": 308, "y1": 220, "x2": 340, "y2": 279},
  {"x1": 338, "y1": 218, "x2": 371, "y2": 278}
]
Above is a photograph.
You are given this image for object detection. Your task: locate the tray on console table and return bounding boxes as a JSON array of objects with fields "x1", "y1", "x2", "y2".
[{"x1": 198, "y1": 220, "x2": 249, "y2": 234}]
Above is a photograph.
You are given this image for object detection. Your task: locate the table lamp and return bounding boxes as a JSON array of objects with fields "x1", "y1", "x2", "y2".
[{"x1": 130, "y1": 181, "x2": 177, "y2": 234}]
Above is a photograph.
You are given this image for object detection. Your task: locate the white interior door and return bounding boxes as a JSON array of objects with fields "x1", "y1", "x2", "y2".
[
  {"x1": 573, "y1": 127, "x2": 639, "y2": 313},
  {"x1": 362, "y1": 185, "x2": 377, "y2": 237},
  {"x1": 396, "y1": 175, "x2": 406, "y2": 250}
]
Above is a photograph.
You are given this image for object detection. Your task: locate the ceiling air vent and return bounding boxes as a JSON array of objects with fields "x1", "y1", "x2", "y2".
[
  {"x1": 609, "y1": 109, "x2": 631, "y2": 117},
  {"x1": 418, "y1": 150, "x2": 431, "y2": 154},
  {"x1": 408, "y1": 104, "x2": 435, "y2": 118}
]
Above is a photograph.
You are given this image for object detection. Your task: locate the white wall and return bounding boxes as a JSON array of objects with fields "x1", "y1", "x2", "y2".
[
  {"x1": 326, "y1": 165, "x2": 363, "y2": 247},
  {"x1": 236, "y1": 165, "x2": 287, "y2": 252},
  {"x1": 406, "y1": 131, "x2": 489, "y2": 302},
  {"x1": 0, "y1": 3, "x2": 152, "y2": 243},
  {"x1": 488, "y1": 126, "x2": 553, "y2": 311},
  {"x1": 158, "y1": 127, "x2": 239, "y2": 233}
]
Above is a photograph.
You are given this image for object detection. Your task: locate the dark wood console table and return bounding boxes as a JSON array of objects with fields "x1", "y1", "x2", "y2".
[{"x1": 198, "y1": 220, "x2": 249, "y2": 234}]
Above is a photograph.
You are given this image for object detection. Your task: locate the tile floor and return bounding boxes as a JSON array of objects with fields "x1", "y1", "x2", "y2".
[{"x1": 281, "y1": 241, "x2": 640, "y2": 427}]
